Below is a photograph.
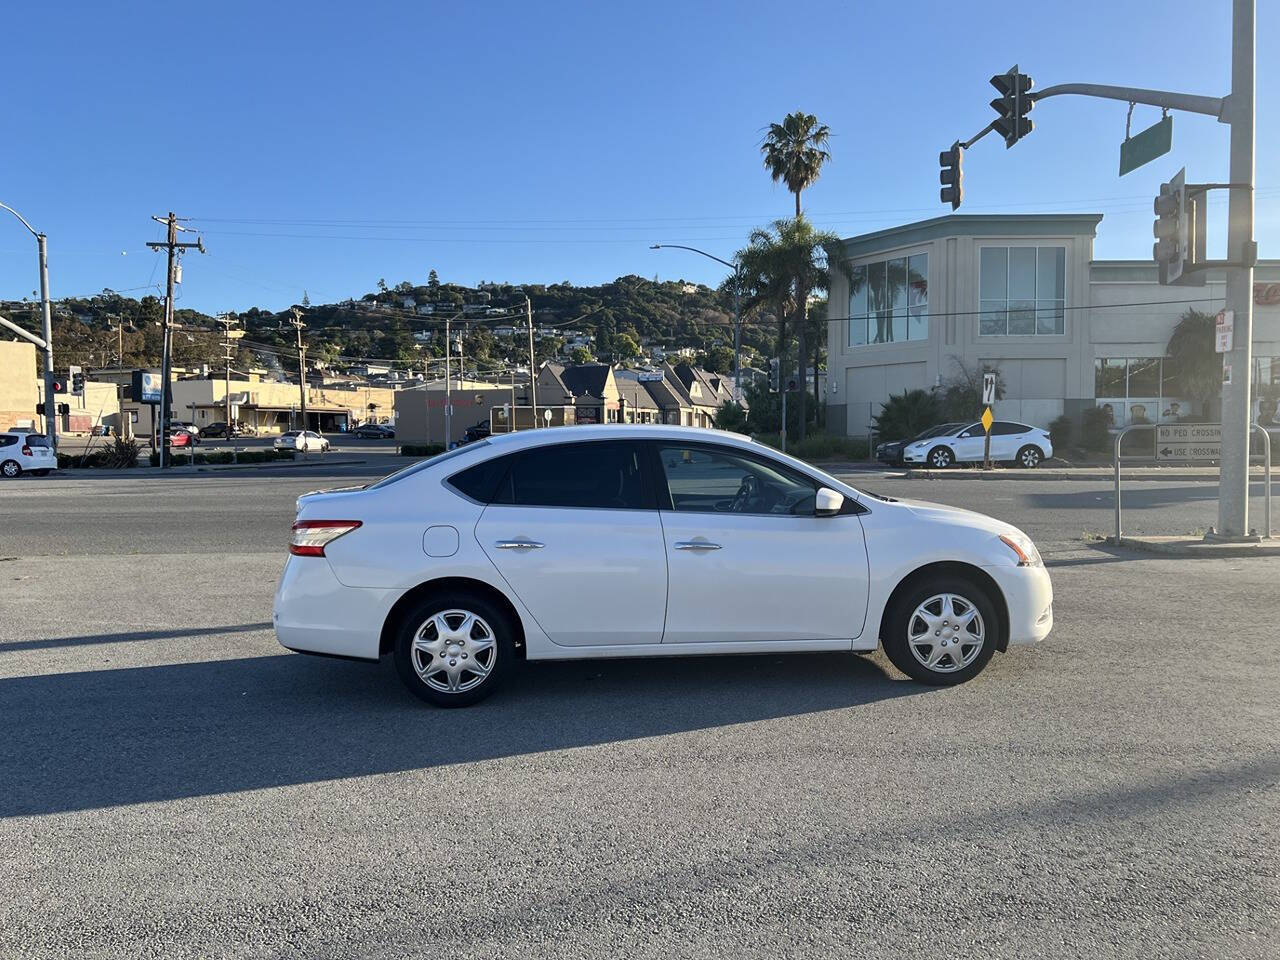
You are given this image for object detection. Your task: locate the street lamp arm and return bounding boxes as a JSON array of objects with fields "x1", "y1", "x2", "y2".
[
  {"x1": 0, "y1": 201, "x2": 40, "y2": 238},
  {"x1": 650, "y1": 243, "x2": 737, "y2": 271}
]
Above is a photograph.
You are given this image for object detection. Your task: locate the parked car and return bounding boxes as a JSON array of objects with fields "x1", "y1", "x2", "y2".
[
  {"x1": 876, "y1": 422, "x2": 964, "y2": 465},
  {"x1": 274, "y1": 424, "x2": 1053, "y2": 707},
  {"x1": 352, "y1": 423, "x2": 395, "y2": 439},
  {"x1": 167, "y1": 429, "x2": 195, "y2": 448},
  {"x1": 460, "y1": 421, "x2": 491, "y2": 445},
  {"x1": 902, "y1": 421, "x2": 1053, "y2": 469},
  {"x1": 202, "y1": 421, "x2": 253, "y2": 438},
  {"x1": 274, "y1": 430, "x2": 330, "y2": 452},
  {"x1": 0, "y1": 432, "x2": 56, "y2": 478}
]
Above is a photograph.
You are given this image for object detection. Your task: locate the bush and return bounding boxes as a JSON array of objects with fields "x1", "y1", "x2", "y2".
[
  {"x1": 146, "y1": 448, "x2": 297, "y2": 466},
  {"x1": 872, "y1": 389, "x2": 943, "y2": 443},
  {"x1": 400, "y1": 444, "x2": 447, "y2": 457},
  {"x1": 1048, "y1": 415, "x2": 1074, "y2": 451},
  {"x1": 1080, "y1": 407, "x2": 1112, "y2": 452},
  {"x1": 712, "y1": 400, "x2": 747, "y2": 432},
  {"x1": 754, "y1": 432, "x2": 870, "y2": 462}
]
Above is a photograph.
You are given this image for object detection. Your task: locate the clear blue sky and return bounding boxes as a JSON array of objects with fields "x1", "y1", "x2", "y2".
[{"x1": 1, "y1": 0, "x2": 1275, "y2": 314}]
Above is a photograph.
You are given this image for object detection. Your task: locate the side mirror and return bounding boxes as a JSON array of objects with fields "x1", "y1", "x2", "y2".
[{"x1": 815, "y1": 487, "x2": 844, "y2": 517}]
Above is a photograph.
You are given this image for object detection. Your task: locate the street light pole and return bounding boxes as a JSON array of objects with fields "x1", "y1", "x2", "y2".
[
  {"x1": 650, "y1": 244, "x2": 743, "y2": 403},
  {"x1": 0, "y1": 203, "x2": 57, "y2": 453}
]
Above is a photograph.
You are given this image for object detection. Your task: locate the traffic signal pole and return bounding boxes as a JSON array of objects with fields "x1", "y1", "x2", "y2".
[
  {"x1": 36, "y1": 233, "x2": 56, "y2": 454},
  {"x1": 946, "y1": 0, "x2": 1255, "y2": 537}
]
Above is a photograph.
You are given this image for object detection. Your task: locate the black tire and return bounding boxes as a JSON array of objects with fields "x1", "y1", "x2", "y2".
[
  {"x1": 1016, "y1": 445, "x2": 1044, "y2": 469},
  {"x1": 926, "y1": 446, "x2": 954, "y2": 469},
  {"x1": 393, "y1": 592, "x2": 515, "y2": 707},
  {"x1": 882, "y1": 575, "x2": 999, "y2": 686},
  {"x1": 1, "y1": 459, "x2": 22, "y2": 479}
]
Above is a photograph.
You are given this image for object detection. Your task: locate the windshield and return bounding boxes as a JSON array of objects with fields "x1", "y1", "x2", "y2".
[
  {"x1": 916, "y1": 422, "x2": 962, "y2": 440},
  {"x1": 367, "y1": 441, "x2": 490, "y2": 490}
]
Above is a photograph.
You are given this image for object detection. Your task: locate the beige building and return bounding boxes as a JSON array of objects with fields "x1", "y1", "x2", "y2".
[
  {"x1": 124, "y1": 376, "x2": 400, "y2": 437},
  {"x1": 393, "y1": 379, "x2": 515, "y2": 446},
  {"x1": 0, "y1": 341, "x2": 38, "y2": 431}
]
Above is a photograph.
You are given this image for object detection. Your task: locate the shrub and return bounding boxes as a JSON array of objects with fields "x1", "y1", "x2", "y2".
[
  {"x1": 1048, "y1": 415, "x2": 1073, "y2": 451},
  {"x1": 872, "y1": 389, "x2": 942, "y2": 443},
  {"x1": 1080, "y1": 406, "x2": 1112, "y2": 452},
  {"x1": 400, "y1": 444, "x2": 447, "y2": 457},
  {"x1": 754, "y1": 432, "x2": 870, "y2": 462},
  {"x1": 712, "y1": 400, "x2": 747, "y2": 432}
]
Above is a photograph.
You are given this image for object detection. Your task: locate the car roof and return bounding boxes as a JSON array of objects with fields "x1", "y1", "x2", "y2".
[{"x1": 478, "y1": 423, "x2": 756, "y2": 454}]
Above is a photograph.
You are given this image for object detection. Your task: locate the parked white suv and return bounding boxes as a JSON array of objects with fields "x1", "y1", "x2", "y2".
[
  {"x1": 902, "y1": 421, "x2": 1053, "y2": 469},
  {"x1": 0, "y1": 433, "x2": 56, "y2": 478}
]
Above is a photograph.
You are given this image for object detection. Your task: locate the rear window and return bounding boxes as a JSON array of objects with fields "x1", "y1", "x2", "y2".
[
  {"x1": 367, "y1": 442, "x2": 490, "y2": 490},
  {"x1": 24, "y1": 435, "x2": 49, "y2": 447}
]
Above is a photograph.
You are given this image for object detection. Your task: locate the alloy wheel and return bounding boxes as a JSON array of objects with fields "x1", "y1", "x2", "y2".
[
  {"x1": 1, "y1": 460, "x2": 20, "y2": 478},
  {"x1": 411, "y1": 609, "x2": 498, "y2": 694},
  {"x1": 907, "y1": 593, "x2": 985, "y2": 673},
  {"x1": 1019, "y1": 446, "x2": 1042, "y2": 468}
]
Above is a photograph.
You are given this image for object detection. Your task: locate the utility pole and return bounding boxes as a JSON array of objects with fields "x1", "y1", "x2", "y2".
[
  {"x1": 444, "y1": 312, "x2": 453, "y2": 446},
  {"x1": 216, "y1": 314, "x2": 240, "y2": 435},
  {"x1": 526, "y1": 296, "x2": 538, "y2": 427},
  {"x1": 289, "y1": 308, "x2": 307, "y2": 432},
  {"x1": 146, "y1": 212, "x2": 204, "y2": 468},
  {"x1": 1218, "y1": 0, "x2": 1256, "y2": 540}
]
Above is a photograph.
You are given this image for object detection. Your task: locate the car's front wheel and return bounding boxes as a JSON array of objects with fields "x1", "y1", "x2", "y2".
[
  {"x1": 1016, "y1": 444, "x2": 1044, "y2": 469},
  {"x1": 394, "y1": 594, "x2": 514, "y2": 707},
  {"x1": 1, "y1": 459, "x2": 22, "y2": 479},
  {"x1": 882, "y1": 577, "x2": 998, "y2": 685},
  {"x1": 926, "y1": 446, "x2": 954, "y2": 469}
]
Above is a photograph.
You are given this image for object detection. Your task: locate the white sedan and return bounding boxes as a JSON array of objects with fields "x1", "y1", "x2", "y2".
[
  {"x1": 274, "y1": 430, "x2": 330, "y2": 452},
  {"x1": 274, "y1": 425, "x2": 1053, "y2": 706},
  {"x1": 902, "y1": 420, "x2": 1053, "y2": 469}
]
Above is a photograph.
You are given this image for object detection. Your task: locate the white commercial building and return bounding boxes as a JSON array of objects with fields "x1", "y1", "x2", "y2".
[{"x1": 825, "y1": 213, "x2": 1280, "y2": 436}]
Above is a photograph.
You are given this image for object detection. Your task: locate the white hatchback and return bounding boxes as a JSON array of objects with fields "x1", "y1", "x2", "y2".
[
  {"x1": 902, "y1": 420, "x2": 1053, "y2": 469},
  {"x1": 274, "y1": 426, "x2": 1053, "y2": 707},
  {"x1": 0, "y1": 433, "x2": 56, "y2": 478}
]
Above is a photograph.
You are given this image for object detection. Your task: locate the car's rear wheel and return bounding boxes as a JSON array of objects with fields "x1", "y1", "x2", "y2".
[
  {"x1": 926, "y1": 446, "x2": 954, "y2": 469},
  {"x1": 1016, "y1": 445, "x2": 1044, "y2": 469},
  {"x1": 882, "y1": 576, "x2": 998, "y2": 685},
  {"x1": 1, "y1": 459, "x2": 22, "y2": 479},
  {"x1": 394, "y1": 593, "x2": 514, "y2": 707}
]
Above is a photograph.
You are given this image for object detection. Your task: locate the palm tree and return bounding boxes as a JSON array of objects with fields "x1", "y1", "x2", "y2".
[
  {"x1": 761, "y1": 112, "x2": 832, "y2": 218},
  {"x1": 1165, "y1": 309, "x2": 1220, "y2": 418},
  {"x1": 736, "y1": 217, "x2": 847, "y2": 441}
]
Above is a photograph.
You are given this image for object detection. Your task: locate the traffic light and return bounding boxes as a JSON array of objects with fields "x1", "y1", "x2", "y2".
[
  {"x1": 1153, "y1": 167, "x2": 1197, "y2": 284},
  {"x1": 51, "y1": 378, "x2": 67, "y2": 394},
  {"x1": 57, "y1": 403, "x2": 69, "y2": 416},
  {"x1": 939, "y1": 143, "x2": 964, "y2": 210},
  {"x1": 71, "y1": 368, "x2": 85, "y2": 395},
  {"x1": 36, "y1": 402, "x2": 45, "y2": 415},
  {"x1": 990, "y1": 66, "x2": 1034, "y2": 148},
  {"x1": 769, "y1": 357, "x2": 780, "y2": 393}
]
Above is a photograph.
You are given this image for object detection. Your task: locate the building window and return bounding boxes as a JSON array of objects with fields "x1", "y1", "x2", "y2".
[
  {"x1": 1094, "y1": 357, "x2": 1192, "y2": 425},
  {"x1": 979, "y1": 246, "x2": 1065, "y2": 335},
  {"x1": 848, "y1": 252, "x2": 927, "y2": 346}
]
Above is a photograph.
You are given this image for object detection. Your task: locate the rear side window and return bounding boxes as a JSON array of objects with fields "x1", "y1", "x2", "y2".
[
  {"x1": 499, "y1": 441, "x2": 650, "y2": 510},
  {"x1": 24, "y1": 435, "x2": 48, "y2": 447},
  {"x1": 0, "y1": 435, "x2": 14, "y2": 448},
  {"x1": 991, "y1": 422, "x2": 1028, "y2": 436},
  {"x1": 448, "y1": 454, "x2": 515, "y2": 503}
]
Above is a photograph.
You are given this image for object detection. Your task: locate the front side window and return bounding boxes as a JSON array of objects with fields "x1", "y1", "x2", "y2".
[
  {"x1": 848, "y1": 252, "x2": 928, "y2": 346},
  {"x1": 979, "y1": 246, "x2": 1065, "y2": 335},
  {"x1": 656, "y1": 444, "x2": 817, "y2": 516},
  {"x1": 500, "y1": 441, "x2": 649, "y2": 510}
]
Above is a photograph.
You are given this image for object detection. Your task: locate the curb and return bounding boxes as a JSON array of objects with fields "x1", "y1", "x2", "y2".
[
  {"x1": 196, "y1": 458, "x2": 367, "y2": 472},
  {"x1": 898, "y1": 468, "x2": 1263, "y2": 483},
  {"x1": 1111, "y1": 535, "x2": 1280, "y2": 558},
  {"x1": 51, "y1": 457, "x2": 368, "y2": 478}
]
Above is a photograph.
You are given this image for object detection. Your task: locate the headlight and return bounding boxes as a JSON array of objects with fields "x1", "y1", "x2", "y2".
[{"x1": 998, "y1": 532, "x2": 1043, "y2": 567}]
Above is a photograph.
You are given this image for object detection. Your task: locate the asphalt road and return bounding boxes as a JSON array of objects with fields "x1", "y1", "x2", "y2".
[{"x1": 1, "y1": 464, "x2": 1277, "y2": 959}]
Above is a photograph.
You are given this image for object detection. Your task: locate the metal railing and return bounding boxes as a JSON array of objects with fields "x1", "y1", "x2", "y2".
[{"x1": 1113, "y1": 423, "x2": 1272, "y2": 542}]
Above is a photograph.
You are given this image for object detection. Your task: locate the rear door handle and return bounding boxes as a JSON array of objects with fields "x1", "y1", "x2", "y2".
[
  {"x1": 673, "y1": 540, "x2": 722, "y2": 551},
  {"x1": 495, "y1": 539, "x2": 544, "y2": 550}
]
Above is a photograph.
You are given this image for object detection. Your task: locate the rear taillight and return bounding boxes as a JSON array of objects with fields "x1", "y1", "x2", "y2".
[
  {"x1": 21, "y1": 445, "x2": 32, "y2": 456},
  {"x1": 290, "y1": 520, "x2": 361, "y2": 557}
]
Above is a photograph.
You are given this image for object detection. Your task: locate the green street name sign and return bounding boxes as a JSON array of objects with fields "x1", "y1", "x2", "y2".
[{"x1": 1119, "y1": 115, "x2": 1173, "y2": 176}]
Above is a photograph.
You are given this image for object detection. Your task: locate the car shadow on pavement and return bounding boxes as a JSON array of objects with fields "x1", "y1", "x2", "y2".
[
  {"x1": 0, "y1": 648, "x2": 919, "y2": 817},
  {"x1": 0, "y1": 622, "x2": 275, "y2": 653}
]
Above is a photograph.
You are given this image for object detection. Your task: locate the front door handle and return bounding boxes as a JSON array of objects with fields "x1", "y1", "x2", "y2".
[
  {"x1": 495, "y1": 539, "x2": 544, "y2": 550},
  {"x1": 673, "y1": 540, "x2": 722, "y2": 551}
]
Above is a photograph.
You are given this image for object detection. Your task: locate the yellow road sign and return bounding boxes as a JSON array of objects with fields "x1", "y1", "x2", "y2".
[{"x1": 981, "y1": 407, "x2": 994, "y2": 433}]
